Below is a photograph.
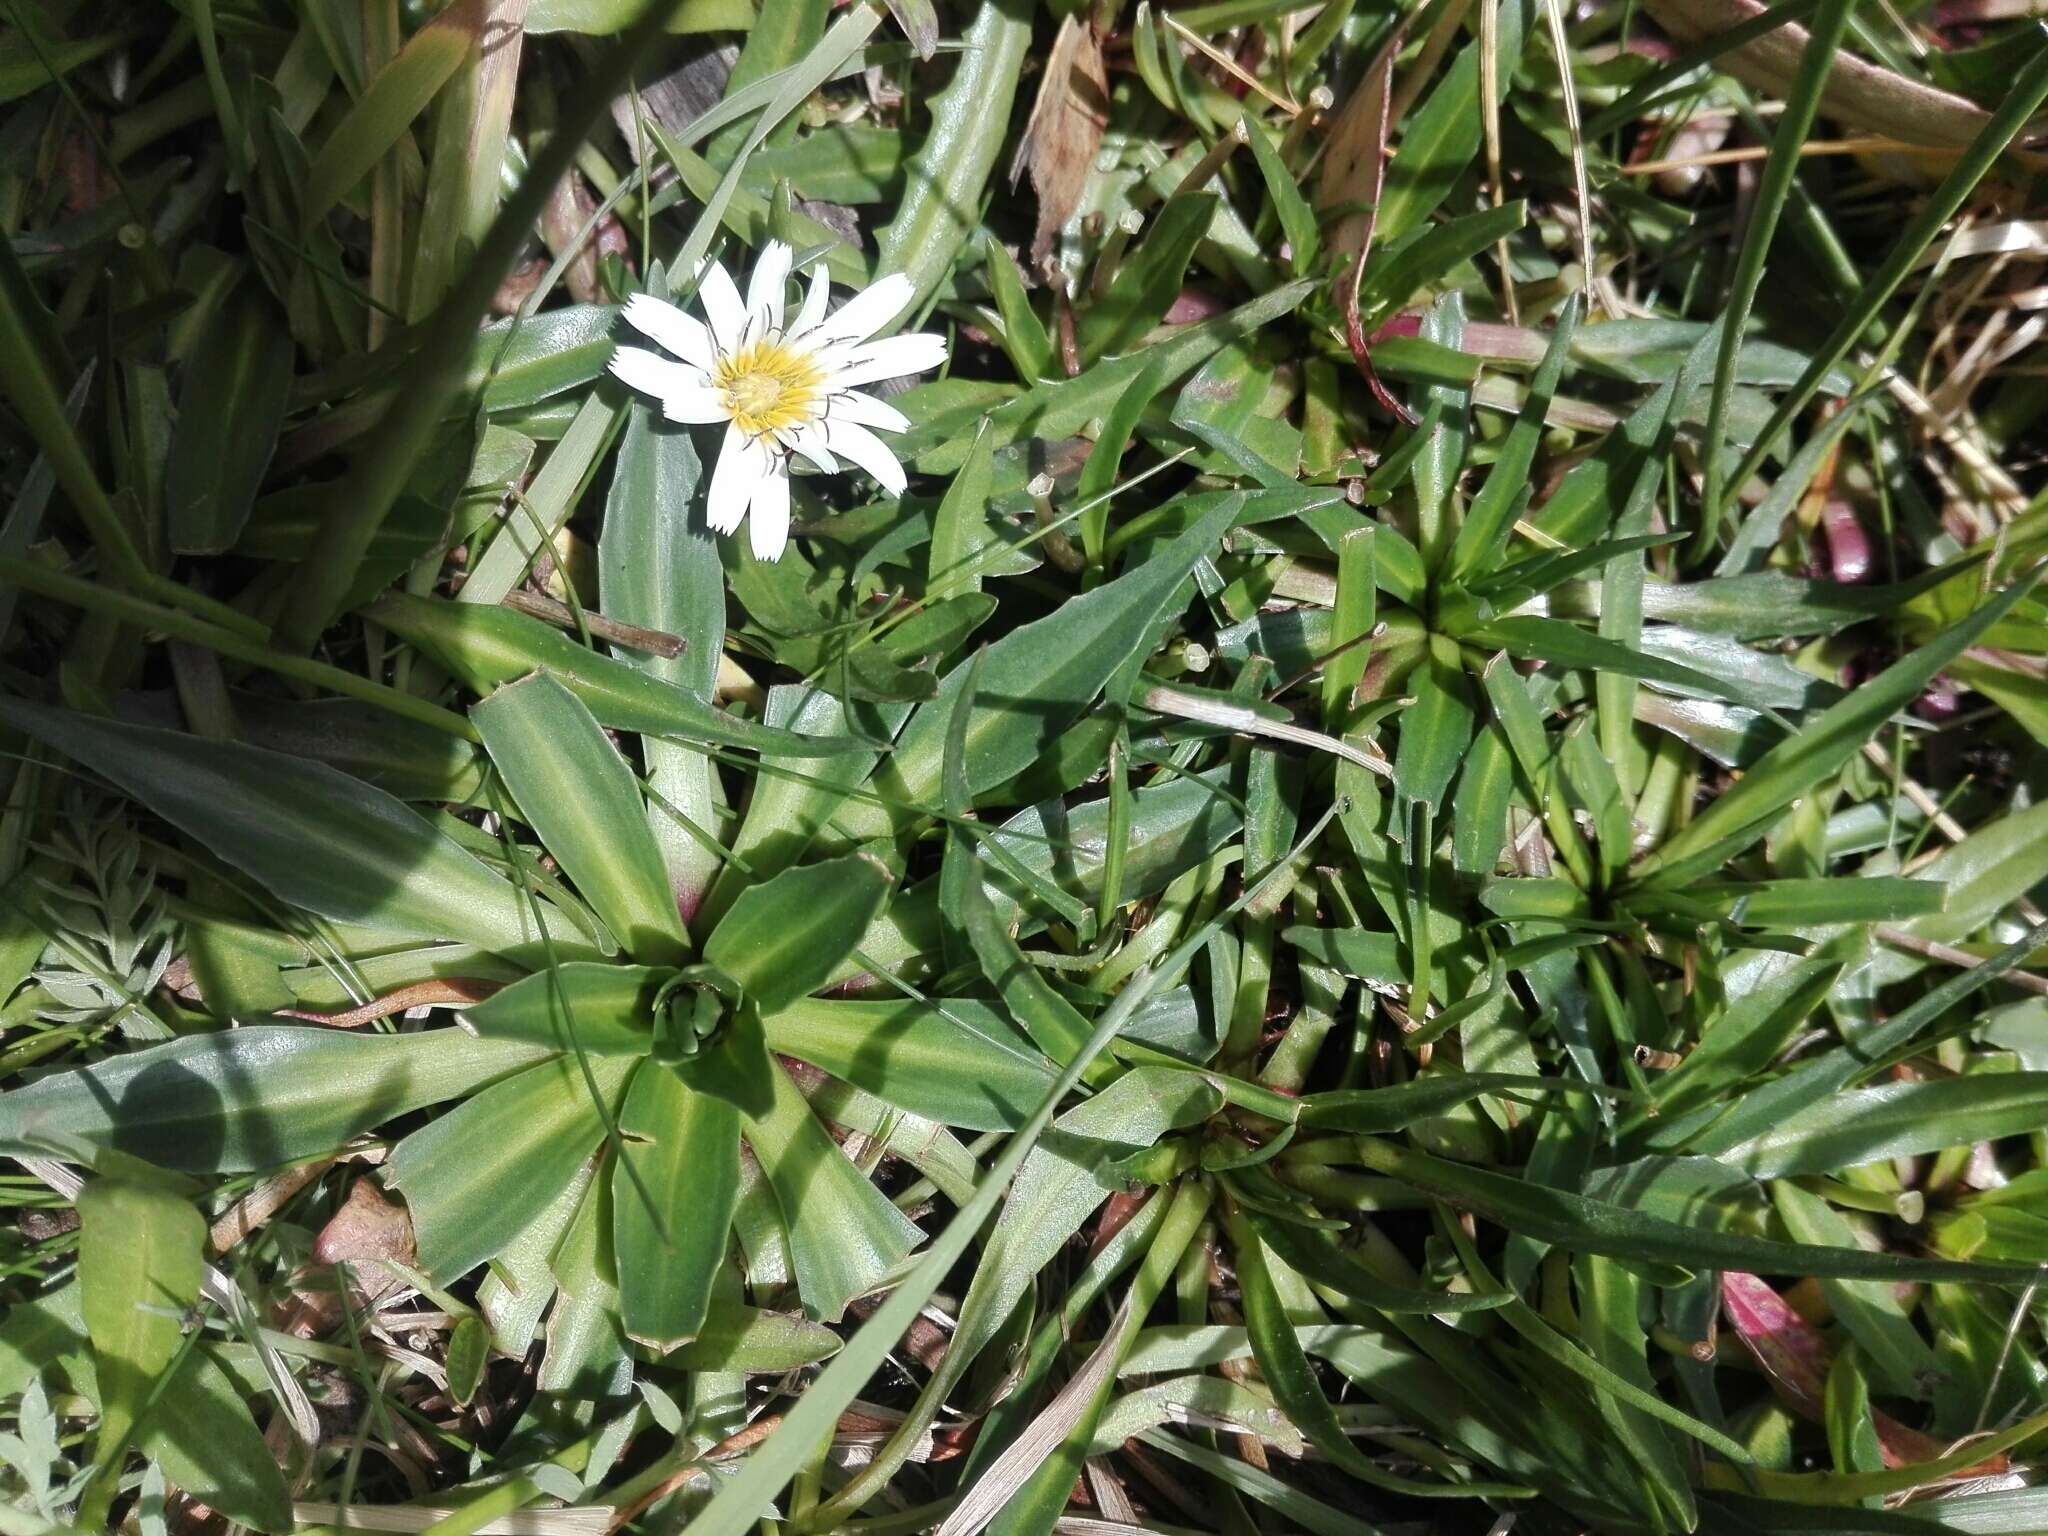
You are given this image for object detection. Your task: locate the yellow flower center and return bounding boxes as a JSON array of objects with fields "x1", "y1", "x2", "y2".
[{"x1": 714, "y1": 340, "x2": 826, "y2": 439}]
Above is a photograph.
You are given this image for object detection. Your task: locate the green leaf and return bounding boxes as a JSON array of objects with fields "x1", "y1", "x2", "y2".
[
  {"x1": 704, "y1": 853, "x2": 895, "y2": 1012},
  {"x1": 462, "y1": 963, "x2": 661, "y2": 1055},
  {"x1": 1354, "y1": 202, "x2": 1529, "y2": 325},
  {"x1": 671, "y1": 1303, "x2": 844, "y2": 1372},
  {"x1": 384, "y1": 1054, "x2": 633, "y2": 1280},
  {"x1": 1298, "y1": 1073, "x2": 1618, "y2": 1133},
  {"x1": 165, "y1": 277, "x2": 294, "y2": 555},
  {"x1": 1351, "y1": 1135, "x2": 2045, "y2": 1282},
  {"x1": 982, "y1": 233, "x2": 1054, "y2": 383},
  {"x1": 1246, "y1": 1209, "x2": 1510, "y2": 1314},
  {"x1": 0, "y1": 698, "x2": 567, "y2": 953},
  {"x1": 1079, "y1": 193, "x2": 1217, "y2": 363},
  {"x1": 0, "y1": 1026, "x2": 548, "y2": 1172},
  {"x1": 598, "y1": 383, "x2": 724, "y2": 905},
  {"x1": 893, "y1": 281, "x2": 1313, "y2": 473},
  {"x1": 1449, "y1": 296, "x2": 1580, "y2": 583},
  {"x1": 474, "y1": 672, "x2": 689, "y2": 964},
  {"x1": 1244, "y1": 114, "x2": 1318, "y2": 276},
  {"x1": 1393, "y1": 635, "x2": 1475, "y2": 813},
  {"x1": 144, "y1": 1348, "x2": 294, "y2": 1533},
  {"x1": 301, "y1": 0, "x2": 486, "y2": 231},
  {"x1": 1771, "y1": 1181, "x2": 1938, "y2": 1401},
  {"x1": 78, "y1": 1176, "x2": 205, "y2": 1515},
  {"x1": 930, "y1": 420, "x2": 999, "y2": 593},
  {"x1": 1696, "y1": 0, "x2": 1858, "y2": 547},
  {"x1": 447, "y1": 1316, "x2": 489, "y2": 1406},
  {"x1": 1228, "y1": 1208, "x2": 1528, "y2": 1500},
  {"x1": 1725, "y1": 38, "x2": 2048, "y2": 503},
  {"x1": 1720, "y1": 1076, "x2": 2048, "y2": 1178},
  {"x1": 1630, "y1": 574, "x2": 2040, "y2": 884},
  {"x1": 614, "y1": 1062, "x2": 738, "y2": 1348},
  {"x1": 874, "y1": 0, "x2": 1033, "y2": 314},
  {"x1": 763, "y1": 996, "x2": 1056, "y2": 1131},
  {"x1": 842, "y1": 493, "x2": 1245, "y2": 840},
  {"x1": 366, "y1": 592, "x2": 867, "y2": 757},
  {"x1": 739, "y1": 1061, "x2": 924, "y2": 1322}
]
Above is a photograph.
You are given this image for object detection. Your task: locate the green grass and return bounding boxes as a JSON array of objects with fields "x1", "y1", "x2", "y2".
[{"x1": 4, "y1": 1, "x2": 2048, "y2": 1533}]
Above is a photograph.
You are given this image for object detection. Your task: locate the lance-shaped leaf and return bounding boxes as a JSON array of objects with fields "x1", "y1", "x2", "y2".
[
  {"x1": 474, "y1": 672, "x2": 689, "y2": 963},
  {"x1": 704, "y1": 852, "x2": 895, "y2": 1012},
  {"x1": 614, "y1": 1062, "x2": 738, "y2": 1348},
  {"x1": 0, "y1": 699, "x2": 569, "y2": 953},
  {"x1": 366, "y1": 591, "x2": 866, "y2": 757}
]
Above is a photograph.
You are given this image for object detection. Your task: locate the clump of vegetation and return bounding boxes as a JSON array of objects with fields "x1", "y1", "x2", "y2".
[{"x1": 3, "y1": 1, "x2": 2048, "y2": 1532}]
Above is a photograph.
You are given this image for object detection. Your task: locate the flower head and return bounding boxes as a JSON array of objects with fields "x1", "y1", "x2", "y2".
[{"x1": 609, "y1": 242, "x2": 947, "y2": 560}]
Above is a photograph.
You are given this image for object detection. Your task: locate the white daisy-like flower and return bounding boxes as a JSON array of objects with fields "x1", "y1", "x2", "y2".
[{"x1": 608, "y1": 242, "x2": 947, "y2": 560}]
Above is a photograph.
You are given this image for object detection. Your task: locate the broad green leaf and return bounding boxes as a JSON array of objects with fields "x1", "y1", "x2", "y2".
[
  {"x1": 704, "y1": 852, "x2": 895, "y2": 1011},
  {"x1": 614, "y1": 1062, "x2": 738, "y2": 1348},
  {"x1": 474, "y1": 672, "x2": 689, "y2": 963},
  {"x1": 366, "y1": 592, "x2": 866, "y2": 757},
  {"x1": 930, "y1": 420, "x2": 998, "y2": 593},
  {"x1": 672, "y1": 1303, "x2": 844, "y2": 1372},
  {"x1": 739, "y1": 1061, "x2": 923, "y2": 1322},
  {"x1": 78, "y1": 1176, "x2": 205, "y2": 1513},
  {"x1": 144, "y1": 1348, "x2": 295, "y2": 1533},
  {"x1": 0, "y1": 1026, "x2": 549, "y2": 1171},
  {"x1": 598, "y1": 383, "x2": 724, "y2": 907},
  {"x1": 1721, "y1": 1076, "x2": 2048, "y2": 1178},
  {"x1": 0, "y1": 699, "x2": 568, "y2": 953},
  {"x1": 384, "y1": 1054, "x2": 633, "y2": 1280},
  {"x1": 165, "y1": 277, "x2": 293, "y2": 555},
  {"x1": 763, "y1": 996, "x2": 1056, "y2": 1131},
  {"x1": 698, "y1": 688, "x2": 913, "y2": 930},
  {"x1": 461, "y1": 963, "x2": 661, "y2": 1055},
  {"x1": 1393, "y1": 634, "x2": 1474, "y2": 814}
]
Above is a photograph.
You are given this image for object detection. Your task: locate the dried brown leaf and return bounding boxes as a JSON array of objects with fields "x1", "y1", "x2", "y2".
[
  {"x1": 1315, "y1": 18, "x2": 1406, "y2": 259},
  {"x1": 1011, "y1": 14, "x2": 1110, "y2": 268}
]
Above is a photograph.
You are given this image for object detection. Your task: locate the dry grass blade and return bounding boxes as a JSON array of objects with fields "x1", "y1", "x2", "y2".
[{"x1": 1642, "y1": 0, "x2": 2013, "y2": 150}]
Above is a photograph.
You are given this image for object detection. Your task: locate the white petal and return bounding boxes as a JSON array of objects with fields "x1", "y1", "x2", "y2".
[
  {"x1": 827, "y1": 388, "x2": 911, "y2": 434},
  {"x1": 785, "y1": 420, "x2": 839, "y2": 474},
  {"x1": 809, "y1": 271, "x2": 915, "y2": 348},
  {"x1": 707, "y1": 425, "x2": 770, "y2": 535},
  {"x1": 621, "y1": 292, "x2": 715, "y2": 370},
  {"x1": 748, "y1": 463, "x2": 792, "y2": 561},
  {"x1": 610, "y1": 347, "x2": 715, "y2": 411},
  {"x1": 826, "y1": 331, "x2": 949, "y2": 390},
  {"x1": 696, "y1": 258, "x2": 748, "y2": 355},
  {"x1": 662, "y1": 387, "x2": 729, "y2": 424},
  {"x1": 791, "y1": 266, "x2": 831, "y2": 337},
  {"x1": 747, "y1": 241, "x2": 793, "y2": 337},
  {"x1": 823, "y1": 418, "x2": 907, "y2": 496}
]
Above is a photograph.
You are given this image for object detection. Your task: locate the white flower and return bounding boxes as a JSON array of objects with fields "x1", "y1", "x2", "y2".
[{"x1": 608, "y1": 242, "x2": 947, "y2": 560}]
